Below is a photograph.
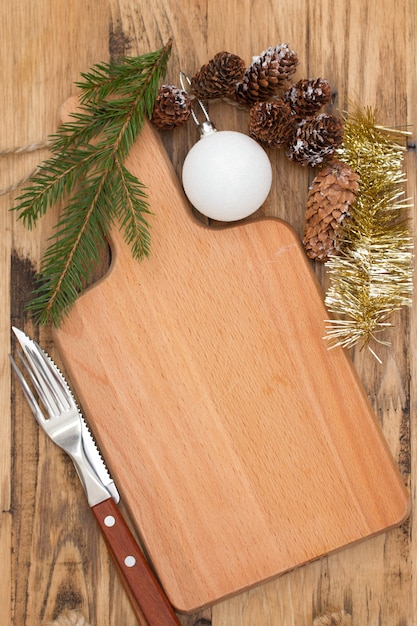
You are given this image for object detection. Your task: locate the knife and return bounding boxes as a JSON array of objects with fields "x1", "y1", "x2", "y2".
[{"x1": 10, "y1": 326, "x2": 181, "y2": 626}]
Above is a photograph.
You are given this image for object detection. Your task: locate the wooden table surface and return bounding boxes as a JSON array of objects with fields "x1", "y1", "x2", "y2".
[{"x1": 1, "y1": 1, "x2": 416, "y2": 625}]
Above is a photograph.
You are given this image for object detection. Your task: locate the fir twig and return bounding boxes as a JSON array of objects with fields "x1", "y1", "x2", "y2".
[
  {"x1": 13, "y1": 39, "x2": 172, "y2": 326},
  {"x1": 324, "y1": 107, "x2": 414, "y2": 356}
]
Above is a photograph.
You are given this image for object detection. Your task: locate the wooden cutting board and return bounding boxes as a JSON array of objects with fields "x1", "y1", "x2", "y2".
[{"x1": 54, "y1": 119, "x2": 409, "y2": 613}]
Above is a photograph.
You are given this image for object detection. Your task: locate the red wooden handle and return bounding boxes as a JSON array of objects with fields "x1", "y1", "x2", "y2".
[{"x1": 92, "y1": 498, "x2": 181, "y2": 626}]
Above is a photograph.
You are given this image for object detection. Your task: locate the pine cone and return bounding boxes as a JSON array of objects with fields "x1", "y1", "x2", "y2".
[
  {"x1": 190, "y1": 51, "x2": 246, "y2": 100},
  {"x1": 287, "y1": 113, "x2": 344, "y2": 167},
  {"x1": 235, "y1": 43, "x2": 299, "y2": 105},
  {"x1": 283, "y1": 78, "x2": 331, "y2": 118},
  {"x1": 249, "y1": 100, "x2": 295, "y2": 147},
  {"x1": 151, "y1": 84, "x2": 192, "y2": 130},
  {"x1": 303, "y1": 158, "x2": 360, "y2": 261}
]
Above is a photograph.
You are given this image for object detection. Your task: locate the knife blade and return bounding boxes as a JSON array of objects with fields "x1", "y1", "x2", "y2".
[
  {"x1": 11, "y1": 326, "x2": 181, "y2": 626},
  {"x1": 80, "y1": 401, "x2": 120, "y2": 503}
]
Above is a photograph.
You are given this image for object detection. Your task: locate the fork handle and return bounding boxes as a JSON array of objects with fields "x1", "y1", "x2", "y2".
[{"x1": 92, "y1": 498, "x2": 181, "y2": 626}]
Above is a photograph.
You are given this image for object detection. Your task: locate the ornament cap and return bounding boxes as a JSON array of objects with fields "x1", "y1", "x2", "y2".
[{"x1": 198, "y1": 120, "x2": 217, "y2": 138}]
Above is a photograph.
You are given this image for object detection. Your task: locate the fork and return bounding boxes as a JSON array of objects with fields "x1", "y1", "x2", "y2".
[
  {"x1": 10, "y1": 326, "x2": 181, "y2": 626},
  {"x1": 10, "y1": 332, "x2": 114, "y2": 505}
]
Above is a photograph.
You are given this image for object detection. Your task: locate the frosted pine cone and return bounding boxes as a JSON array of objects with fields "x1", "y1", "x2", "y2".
[
  {"x1": 287, "y1": 113, "x2": 344, "y2": 167},
  {"x1": 235, "y1": 43, "x2": 299, "y2": 105},
  {"x1": 190, "y1": 51, "x2": 246, "y2": 100},
  {"x1": 249, "y1": 100, "x2": 295, "y2": 147},
  {"x1": 151, "y1": 84, "x2": 192, "y2": 129},
  {"x1": 303, "y1": 158, "x2": 360, "y2": 261},
  {"x1": 283, "y1": 78, "x2": 331, "y2": 118}
]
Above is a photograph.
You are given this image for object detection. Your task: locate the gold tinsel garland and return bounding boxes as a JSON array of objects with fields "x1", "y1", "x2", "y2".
[{"x1": 324, "y1": 107, "x2": 413, "y2": 358}]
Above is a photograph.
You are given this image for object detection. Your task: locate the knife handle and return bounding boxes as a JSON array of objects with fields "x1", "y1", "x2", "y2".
[{"x1": 92, "y1": 498, "x2": 181, "y2": 626}]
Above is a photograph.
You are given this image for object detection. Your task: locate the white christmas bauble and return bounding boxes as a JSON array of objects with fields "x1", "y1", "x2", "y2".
[{"x1": 182, "y1": 130, "x2": 273, "y2": 221}]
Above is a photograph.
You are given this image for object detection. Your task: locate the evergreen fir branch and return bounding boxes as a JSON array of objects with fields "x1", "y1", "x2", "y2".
[
  {"x1": 76, "y1": 49, "x2": 172, "y2": 103},
  {"x1": 49, "y1": 104, "x2": 111, "y2": 152},
  {"x1": 30, "y1": 168, "x2": 117, "y2": 326},
  {"x1": 98, "y1": 95, "x2": 148, "y2": 159},
  {"x1": 113, "y1": 157, "x2": 151, "y2": 260},
  {"x1": 15, "y1": 145, "x2": 98, "y2": 228},
  {"x1": 51, "y1": 42, "x2": 173, "y2": 154},
  {"x1": 12, "y1": 39, "x2": 172, "y2": 327}
]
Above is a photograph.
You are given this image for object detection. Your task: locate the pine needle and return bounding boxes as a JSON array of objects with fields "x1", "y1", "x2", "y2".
[
  {"x1": 324, "y1": 106, "x2": 414, "y2": 354},
  {"x1": 13, "y1": 39, "x2": 172, "y2": 326}
]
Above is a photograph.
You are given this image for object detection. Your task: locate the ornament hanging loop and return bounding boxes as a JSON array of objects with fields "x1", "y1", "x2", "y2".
[{"x1": 179, "y1": 71, "x2": 217, "y2": 137}]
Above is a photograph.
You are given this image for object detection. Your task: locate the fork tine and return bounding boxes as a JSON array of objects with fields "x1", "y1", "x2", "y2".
[
  {"x1": 24, "y1": 344, "x2": 66, "y2": 414},
  {"x1": 12, "y1": 326, "x2": 71, "y2": 416},
  {"x1": 34, "y1": 343, "x2": 72, "y2": 409},
  {"x1": 16, "y1": 350, "x2": 59, "y2": 417},
  {"x1": 9, "y1": 354, "x2": 46, "y2": 424}
]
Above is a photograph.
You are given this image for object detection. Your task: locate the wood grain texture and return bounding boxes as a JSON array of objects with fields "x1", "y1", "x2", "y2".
[
  {"x1": 54, "y1": 119, "x2": 409, "y2": 612},
  {"x1": 2, "y1": 1, "x2": 416, "y2": 625}
]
